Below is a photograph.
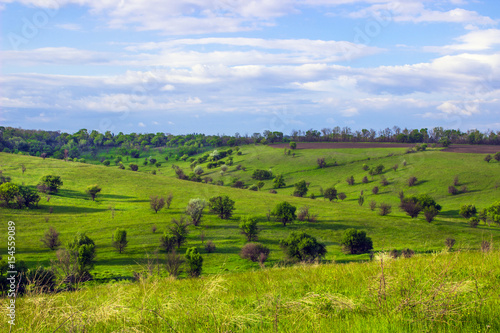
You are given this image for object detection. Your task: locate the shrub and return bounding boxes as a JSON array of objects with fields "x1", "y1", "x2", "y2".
[
  {"x1": 358, "y1": 195, "x2": 364, "y2": 206},
  {"x1": 67, "y1": 233, "x2": 96, "y2": 278},
  {"x1": 486, "y1": 201, "x2": 500, "y2": 225},
  {"x1": 392, "y1": 164, "x2": 398, "y2": 172},
  {"x1": 38, "y1": 175, "x2": 63, "y2": 193},
  {"x1": 445, "y1": 238, "x2": 455, "y2": 251},
  {"x1": 102, "y1": 160, "x2": 110, "y2": 166},
  {"x1": 324, "y1": 187, "x2": 337, "y2": 201},
  {"x1": 151, "y1": 225, "x2": 157, "y2": 233},
  {"x1": 194, "y1": 165, "x2": 204, "y2": 175},
  {"x1": 272, "y1": 201, "x2": 297, "y2": 226},
  {"x1": 257, "y1": 181, "x2": 265, "y2": 190},
  {"x1": 86, "y1": 184, "x2": 101, "y2": 201},
  {"x1": 41, "y1": 226, "x2": 61, "y2": 250},
  {"x1": 495, "y1": 152, "x2": 500, "y2": 162},
  {"x1": 448, "y1": 185, "x2": 459, "y2": 195},
  {"x1": 453, "y1": 175, "x2": 459, "y2": 186},
  {"x1": 208, "y1": 195, "x2": 235, "y2": 219},
  {"x1": 240, "y1": 243, "x2": 270, "y2": 263},
  {"x1": 160, "y1": 232, "x2": 176, "y2": 252},
  {"x1": 362, "y1": 164, "x2": 369, "y2": 171},
  {"x1": 401, "y1": 248, "x2": 415, "y2": 258},
  {"x1": 165, "y1": 250, "x2": 184, "y2": 278},
  {"x1": 459, "y1": 204, "x2": 477, "y2": 219},
  {"x1": 166, "y1": 193, "x2": 173, "y2": 208},
  {"x1": 468, "y1": 217, "x2": 480, "y2": 228},
  {"x1": 460, "y1": 185, "x2": 468, "y2": 193},
  {"x1": 280, "y1": 232, "x2": 326, "y2": 262},
  {"x1": 185, "y1": 247, "x2": 203, "y2": 277},
  {"x1": 112, "y1": 229, "x2": 128, "y2": 253},
  {"x1": 273, "y1": 174, "x2": 286, "y2": 188},
  {"x1": 297, "y1": 205, "x2": 317, "y2": 222},
  {"x1": 150, "y1": 195, "x2": 166, "y2": 213},
  {"x1": 340, "y1": 229, "x2": 373, "y2": 254},
  {"x1": 481, "y1": 240, "x2": 491, "y2": 253},
  {"x1": 362, "y1": 176, "x2": 369, "y2": 183},
  {"x1": 372, "y1": 186, "x2": 379, "y2": 195},
  {"x1": 289, "y1": 142, "x2": 297, "y2": 149},
  {"x1": 252, "y1": 169, "x2": 273, "y2": 180},
  {"x1": 247, "y1": 184, "x2": 257, "y2": 191},
  {"x1": 204, "y1": 241, "x2": 216, "y2": 253},
  {"x1": 239, "y1": 216, "x2": 259, "y2": 242},
  {"x1": 232, "y1": 180, "x2": 245, "y2": 189},
  {"x1": 338, "y1": 192, "x2": 347, "y2": 201},
  {"x1": 369, "y1": 200, "x2": 376, "y2": 211},
  {"x1": 293, "y1": 180, "x2": 308, "y2": 197},
  {"x1": 168, "y1": 217, "x2": 190, "y2": 249},
  {"x1": 317, "y1": 158, "x2": 326, "y2": 168},
  {"x1": 400, "y1": 198, "x2": 422, "y2": 218},
  {"x1": 378, "y1": 203, "x2": 391, "y2": 216},
  {"x1": 172, "y1": 165, "x2": 187, "y2": 179},
  {"x1": 371, "y1": 164, "x2": 384, "y2": 175},
  {"x1": 220, "y1": 165, "x2": 229, "y2": 173},
  {"x1": 0, "y1": 182, "x2": 20, "y2": 206},
  {"x1": 346, "y1": 176, "x2": 355, "y2": 185},
  {"x1": 408, "y1": 176, "x2": 417, "y2": 186},
  {"x1": 380, "y1": 176, "x2": 389, "y2": 186},
  {"x1": 484, "y1": 154, "x2": 492, "y2": 162},
  {"x1": 423, "y1": 206, "x2": 439, "y2": 222},
  {"x1": 185, "y1": 199, "x2": 207, "y2": 226}
]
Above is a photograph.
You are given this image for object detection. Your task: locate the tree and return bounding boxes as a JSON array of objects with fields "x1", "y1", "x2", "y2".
[
  {"x1": 293, "y1": 180, "x2": 308, "y2": 197},
  {"x1": 324, "y1": 187, "x2": 337, "y2": 201},
  {"x1": 400, "y1": 198, "x2": 422, "y2": 218},
  {"x1": 39, "y1": 175, "x2": 63, "y2": 193},
  {"x1": 67, "y1": 233, "x2": 96, "y2": 278},
  {"x1": 150, "y1": 195, "x2": 166, "y2": 213},
  {"x1": 41, "y1": 226, "x2": 61, "y2": 250},
  {"x1": 340, "y1": 229, "x2": 373, "y2": 254},
  {"x1": 240, "y1": 243, "x2": 269, "y2": 263},
  {"x1": 459, "y1": 204, "x2": 477, "y2": 219},
  {"x1": 208, "y1": 195, "x2": 235, "y2": 219},
  {"x1": 129, "y1": 164, "x2": 139, "y2": 171},
  {"x1": 86, "y1": 184, "x2": 101, "y2": 201},
  {"x1": 289, "y1": 142, "x2": 297, "y2": 149},
  {"x1": 338, "y1": 192, "x2": 347, "y2": 201},
  {"x1": 487, "y1": 201, "x2": 500, "y2": 225},
  {"x1": 346, "y1": 176, "x2": 355, "y2": 185},
  {"x1": 239, "y1": 216, "x2": 259, "y2": 242},
  {"x1": 112, "y1": 229, "x2": 128, "y2": 253},
  {"x1": 439, "y1": 137, "x2": 451, "y2": 147},
  {"x1": 17, "y1": 185, "x2": 40, "y2": 208},
  {"x1": 194, "y1": 165, "x2": 204, "y2": 175},
  {"x1": 0, "y1": 182, "x2": 20, "y2": 206},
  {"x1": 273, "y1": 174, "x2": 286, "y2": 189},
  {"x1": 185, "y1": 247, "x2": 203, "y2": 277},
  {"x1": 484, "y1": 154, "x2": 492, "y2": 163},
  {"x1": 423, "y1": 206, "x2": 439, "y2": 222},
  {"x1": 272, "y1": 201, "x2": 297, "y2": 226},
  {"x1": 378, "y1": 203, "x2": 391, "y2": 216},
  {"x1": 252, "y1": 169, "x2": 273, "y2": 180},
  {"x1": 160, "y1": 232, "x2": 176, "y2": 253},
  {"x1": 495, "y1": 152, "x2": 500, "y2": 162},
  {"x1": 257, "y1": 181, "x2": 265, "y2": 190},
  {"x1": 280, "y1": 231, "x2": 326, "y2": 262},
  {"x1": 168, "y1": 217, "x2": 190, "y2": 249},
  {"x1": 317, "y1": 158, "x2": 326, "y2": 168},
  {"x1": 185, "y1": 198, "x2": 207, "y2": 226}
]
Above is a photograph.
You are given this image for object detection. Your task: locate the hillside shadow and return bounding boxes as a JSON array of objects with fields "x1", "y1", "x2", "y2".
[
  {"x1": 54, "y1": 189, "x2": 88, "y2": 200},
  {"x1": 40, "y1": 205, "x2": 109, "y2": 214},
  {"x1": 100, "y1": 193, "x2": 134, "y2": 200},
  {"x1": 439, "y1": 209, "x2": 459, "y2": 217}
]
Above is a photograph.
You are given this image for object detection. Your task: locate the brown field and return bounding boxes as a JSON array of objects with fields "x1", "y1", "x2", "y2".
[{"x1": 269, "y1": 142, "x2": 500, "y2": 153}]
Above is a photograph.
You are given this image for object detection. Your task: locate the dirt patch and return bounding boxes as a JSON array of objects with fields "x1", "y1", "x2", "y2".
[
  {"x1": 442, "y1": 145, "x2": 500, "y2": 154},
  {"x1": 270, "y1": 142, "x2": 416, "y2": 150}
]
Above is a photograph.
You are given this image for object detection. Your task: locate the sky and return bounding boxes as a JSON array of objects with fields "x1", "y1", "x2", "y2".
[{"x1": 1, "y1": 0, "x2": 500, "y2": 135}]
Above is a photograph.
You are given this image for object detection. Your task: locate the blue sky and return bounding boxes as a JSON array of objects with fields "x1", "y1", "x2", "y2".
[{"x1": 1, "y1": 0, "x2": 499, "y2": 135}]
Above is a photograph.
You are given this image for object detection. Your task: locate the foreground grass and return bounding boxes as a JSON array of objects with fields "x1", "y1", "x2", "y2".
[{"x1": 3, "y1": 250, "x2": 499, "y2": 332}]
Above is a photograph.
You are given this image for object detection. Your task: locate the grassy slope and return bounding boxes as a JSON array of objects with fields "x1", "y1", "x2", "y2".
[
  {"x1": 0, "y1": 146, "x2": 499, "y2": 278},
  {"x1": 3, "y1": 250, "x2": 499, "y2": 332}
]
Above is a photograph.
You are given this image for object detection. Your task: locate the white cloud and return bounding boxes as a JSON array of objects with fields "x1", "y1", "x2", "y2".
[
  {"x1": 1, "y1": 47, "x2": 112, "y2": 65},
  {"x1": 424, "y1": 29, "x2": 500, "y2": 53},
  {"x1": 138, "y1": 122, "x2": 146, "y2": 127},
  {"x1": 55, "y1": 23, "x2": 82, "y2": 31}
]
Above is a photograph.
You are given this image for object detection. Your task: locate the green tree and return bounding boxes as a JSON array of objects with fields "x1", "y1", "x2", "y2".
[
  {"x1": 67, "y1": 233, "x2": 96, "y2": 277},
  {"x1": 272, "y1": 201, "x2": 297, "y2": 226},
  {"x1": 86, "y1": 184, "x2": 101, "y2": 201},
  {"x1": 324, "y1": 187, "x2": 337, "y2": 201},
  {"x1": 273, "y1": 174, "x2": 286, "y2": 189},
  {"x1": 150, "y1": 195, "x2": 166, "y2": 213},
  {"x1": 239, "y1": 216, "x2": 259, "y2": 242},
  {"x1": 208, "y1": 195, "x2": 235, "y2": 219},
  {"x1": 185, "y1": 198, "x2": 207, "y2": 226},
  {"x1": 459, "y1": 204, "x2": 477, "y2": 219},
  {"x1": 340, "y1": 229, "x2": 373, "y2": 254},
  {"x1": 112, "y1": 229, "x2": 128, "y2": 253},
  {"x1": 185, "y1": 247, "x2": 203, "y2": 277},
  {"x1": 0, "y1": 182, "x2": 20, "y2": 206},
  {"x1": 293, "y1": 180, "x2": 308, "y2": 197},
  {"x1": 280, "y1": 231, "x2": 326, "y2": 262},
  {"x1": 39, "y1": 175, "x2": 63, "y2": 193},
  {"x1": 257, "y1": 181, "x2": 265, "y2": 190},
  {"x1": 289, "y1": 142, "x2": 297, "y2": 149},
  {"x1": 168, "y1": 217, "x2": 190, "y2": 249},
  {"x1": 486, "y1": 201, "x2": 500, "y2": 224},
  {"x1": 160, "y1": 232, "x2": 176, "y2": 252}
]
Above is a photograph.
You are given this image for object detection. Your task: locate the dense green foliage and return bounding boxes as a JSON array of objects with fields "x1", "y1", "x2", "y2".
[
  {"x1": 280, "y1": 231, "x2": 327, "y2": 262},
  {"x1": 272, "y1": 202, "x2": 297, "y2": 226},
  {"x1": 340, "y1": 229, "x2": 373, "y2": 254},
  {"x1": 208, "y1": 195, "x2": 235, "y2": 219}
]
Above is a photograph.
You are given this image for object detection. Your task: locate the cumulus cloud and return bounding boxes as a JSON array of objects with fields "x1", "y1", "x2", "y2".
[{"x1": 424, "y1": 29, "x2": 500, "y2": 53}]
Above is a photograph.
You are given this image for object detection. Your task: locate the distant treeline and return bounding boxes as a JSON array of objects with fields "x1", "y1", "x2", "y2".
[{"x1": 0, "y1": 126, "x2": 498, "y2": 159}]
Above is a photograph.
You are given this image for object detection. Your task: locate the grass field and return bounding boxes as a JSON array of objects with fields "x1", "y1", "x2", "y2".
[{"x1": 1, "y1": 145, "x2": 499, "y2": 279}]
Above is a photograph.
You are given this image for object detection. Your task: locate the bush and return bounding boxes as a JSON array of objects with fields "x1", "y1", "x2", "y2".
[
  {"x1": 252, "y1": 169, "x2": 273, "y2": 180},
  {"x1": 0, "y1": 182, "x2": 18, "y2": 206},
  {"x1": 495, "y1": 152, "x2": 500, "y2": 162},
  {"x1": 185, "y1": 247, "x2": 203, "y2": 277},
  {"x1": 38, "y1": 175, "x2": 63, "y2": 193},
  {"x1": 67, "y1": 233, "x2": 96, "y2": 278},
  {"x1": 297, "y1": 205, "x2": 317, "y2": 222},
  {"x1": 166, "y1": 193, "x2": 173, "y2": 208},
  {"x1": 372, "y1": 186, "x2": 379, "y2": 195},
  {"x1": 204, "y1": 241, "x2": 216, "y2": 253},
  {"x1": 280, "y1": 232, "x2": 326, "y2": 262},
  {"x1": 269, "y1": 189, "x2": 277, "y2": 194},
  {"x1": 232, "y1": 180, "x2": 245, "y2": 189},
  {"x1": 362, "y1": 176, "x2": 369, "y2": 183},
  {"x1": 41, "y1": 226, "x2": 61, "y2": 250},
  {"x1": 165, "y1": 250, "x2": 184, "y2": 278},
  {"x1": 272, "y1": 201, "x2": 297, "y2": 226},
  {"x1": 102, "y1": 160, "x2": 110, "y2": 166},
  {"x1": 240, "y1": 243, "x2": 270, "y2": 263},
  {"x1": 371, "y1": 164, "x2": 384, "y2": 175},
  {"x1": 257, "y1": 181, "x2": 265, "y2": 190},
  {"x1": 293, "y1": 180, "x2": 308, "y2": 197},
  {"x1": 459, "y1": 204, "x2": 477, "y2": 219},
  {"x1": 445, "y1": 238, "x2": 455, "y2": 251},
  {"x1": 338, "y1": 192, "x2": 347, "y2": 201},
  {"x1": 185, "y1": 199, "x2": 207, "y2": 226},
  {"x1": 160, "y1": 232, "x2": 176, "y2": 252},
  {"x1": 168, "y1": 217, "x2": 190, "y2": 249},
  {"x1": 358, "y1": 195, "x2": 364, "y2": 206},
  {"x1": 484, "y1": 154, "x2": 492, "y2": 162},
  {"x1": 129, "y1": 164, "x2": 139, "y2": 171},
  {"x1": 468, "y1": 217, "x2": 480, "y2": 228},
  {"x1": 369, "y1": 200, "x2": 376, "y2": 211},
  {"x1": 208, "y1": 195, "x2": 235, "y2": 219},
  {"x1": 408, "y1": 176, "x2": 417, "y2": 186},
  {"x1": 423, "y1": 206, "x2": 439, "y2": 222},
  {"x1": 194, "y1": 165, "x2": 204, "y2": 175},
  {"x1": 273, "y1": 174, "x2": 286, "y2": 188},
  {"x1": 150, "y1": 195, "x2": 166, "y2": 213},
  {"x1": 448, "y1": 185, "x2": 459, "y2": 195},
  {"x1": 380, "y1": 176, "x2": 389, "y2": 186},
  {"x1": 400, "y1": 198, "x2": 422, "y2": 218},
  {"x1": 340, "y1": 228, "x2": 373, "y2": 254},
  {"x1": 289, "y1": 142, "x2": 297, "y2": 149},
  {"x1": 401, "y1": 248, "x2": 415, "y2": 258},
  {"x1": 317, "y1": 158, "x2": 326, "y2": 168},
  {"x1": 378, "y1": 203, "x2": 391, "y2": 216},
  {"x1": 453, "y1": 175, "x2": 459, "y2": 186},
  {"x1": 239, "y1": 216, "x2": 259, "y2": 242},
  {"x1": 86, "y1": 184, "x2": 101, "y2": 201},
  {"x1": 362, "y1": 164, "x2": 369, "y2": 171},
  {"x1": 112, "y1": 229, "x2": 128, "y2": 253},
  {"x1": 324, "y1": 187, "x2": 337, "y2": 201},
  {"x1": 346, "y1": 176, "x2": 355, "y2": 185},
  {"x1": 392, "y1": 164, "x2": 398, "y2": 171}
]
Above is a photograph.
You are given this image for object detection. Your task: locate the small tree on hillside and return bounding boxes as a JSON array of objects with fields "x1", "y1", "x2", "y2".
[
  {"x1": 324, "y1": 187, "x2": 337, "y2": 201},
  {"x1": 280, "y1": 231, "x2": 326, "y2": 262},
  {"x1": 112, "y1": 229, "x2": 128, "y2": 253},
  {"x1": 340, "y1": 228, "x2": 373, "y2": 254},
  {"x1": 346, "y1": 176, "x2": 355, "y2": 185},
  {"x1": 41, "y1": 226, "x2": 61, "y2": 250},
  {"x1": 86, "y1": 184, "x2": 101, "y2": 201},
  {"x1": 289, "y1": 142, "x2": 297, "y2": 149},
  {"x1": 459, "y1": 204, "x2": 477, "y2": 219},
  {"x1": 38, "y1": 175, "x2": 63, "y2": 193},
  {"x1": 239, "y1": 216, "x2": 259, "y2": 242},
  {"x1": 484, "y1": 154, "x2": 492, "y2": 163},
  {"x1": 400, "y1": 198, "x2": 422, "y2": 218},
  {"x1": 150, "y1": 195, "x2": 166, "y2": 213},
  {"x1": 240, "y1": 243, "x2": 270, "y2": 263},
  {"x1": 185, "y1": 247, "x2": 203, "y2": 277},
  {"x1": 0, "y1": 182, "x2": 19, "y2": 206},
  {"x1": 273, "y1": 174, "x2": 286, "y2": 189},
  {"x1": 272, "y1": 201, "x2": 297, "y2": 226},
  {"x1": 317, "y1": 158, "x2": 326, "y2": 168},
  {"x1": 160, "y1": 232, "x2": 176, "y2": 253},
  {"x1": 67, "y1": 233, "x2": 96, "y2": 278},
  {"x1": 185, "y1": 198, "x2": 207, "y2": 226},
  {"x1": 168, "y1": 217, "x2": 190, "y2": 249},
  {"x1": 208, "y1": 195, "x2": 235, "y2": 219},
  {"x1": 293, "y1": 180, "x2": 308, "y2": 197}
]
